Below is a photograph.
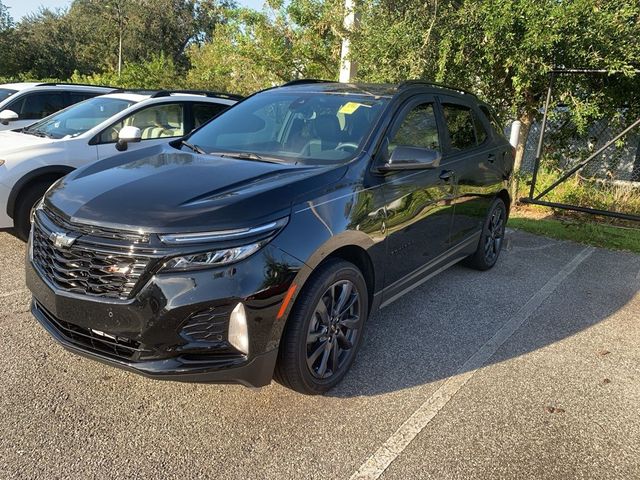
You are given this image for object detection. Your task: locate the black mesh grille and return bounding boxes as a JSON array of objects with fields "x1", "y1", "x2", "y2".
[
  {"x1": 35, "y1": 301, "x2": 150, "y2": 361},
  {"x1": 180, "y1": 307, "x2": 229, "y2": 342},
  {"x1": 32, "y1": 213, "x2": 152, "y2": 300}
]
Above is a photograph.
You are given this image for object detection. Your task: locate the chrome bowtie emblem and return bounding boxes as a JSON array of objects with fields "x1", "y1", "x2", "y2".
[{"x1": 49, "y1": 231, "x2": 79, "y2": 249}]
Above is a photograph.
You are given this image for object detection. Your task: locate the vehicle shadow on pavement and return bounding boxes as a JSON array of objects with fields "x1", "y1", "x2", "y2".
[{"x1": 327, "y1": 230, "x2": 640, "y2": 398}]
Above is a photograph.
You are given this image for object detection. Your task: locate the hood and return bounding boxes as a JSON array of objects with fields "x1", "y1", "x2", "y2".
[
  {"x1": 0, "y1": 130, "x2": 55, "y2": 155},
  {"x1": 45, "y1": 144, "x2": 348, "y2": 233}
]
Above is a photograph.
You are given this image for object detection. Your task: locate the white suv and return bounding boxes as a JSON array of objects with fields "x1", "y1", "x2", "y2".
[
  {"x1": 0, "y1": 82, "x2": 115, "y2": 131},
  {"x1": 0, "y1": 89, "x2": 241, "y2": 239}
]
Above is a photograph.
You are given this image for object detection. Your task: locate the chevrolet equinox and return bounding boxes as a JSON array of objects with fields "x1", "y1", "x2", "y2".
[{"x1": 27, "y1": 80, "x2": 514, "y2": 394}]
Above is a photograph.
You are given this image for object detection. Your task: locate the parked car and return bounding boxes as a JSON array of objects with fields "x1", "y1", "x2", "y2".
[
  {"x1": 0, "y1": 82, "x2": 114, "y2": 131},
  {"x1": 26, "y1": 80, "x2": 514, "y2": 394},
  {"x1": 0, "y1": 89, "x2": 241, "y2": 239}
]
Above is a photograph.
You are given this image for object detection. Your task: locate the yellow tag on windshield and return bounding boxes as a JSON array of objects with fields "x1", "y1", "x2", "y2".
[{"x1": 339, "y1": 102, "x2": 365, "y2": 115}]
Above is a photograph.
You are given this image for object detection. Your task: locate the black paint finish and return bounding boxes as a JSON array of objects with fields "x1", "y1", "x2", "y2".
[{"x1": 27, "y1": 81, "x2": 514, "y2": 387}]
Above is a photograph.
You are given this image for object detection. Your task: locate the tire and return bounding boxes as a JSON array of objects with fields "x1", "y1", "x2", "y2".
[
  {"x1": 464, "y1": 197, "x2": 507, "y2": 271},
  {"x1": 275, "y1": 259, "x2": 369, "y2": 395},
  {"x1": 13, "y1": 180, "x2": 52, "y2": 241}
]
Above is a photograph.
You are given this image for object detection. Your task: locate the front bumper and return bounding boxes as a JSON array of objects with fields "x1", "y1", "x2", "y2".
[{"x1": 26, "y1": 242, "x2": 305, "y2": 388}]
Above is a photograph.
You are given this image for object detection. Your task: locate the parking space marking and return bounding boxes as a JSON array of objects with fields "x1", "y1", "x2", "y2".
[
  {"x1": 350, "y1": 246, "x2": 595, "y2": 480},
  {"x1": 0, "y1": 289, "x2": 28, "y2": 299}
]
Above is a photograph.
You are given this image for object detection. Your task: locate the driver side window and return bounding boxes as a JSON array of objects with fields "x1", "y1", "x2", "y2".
[
  {"x1": 99, "y1": 103, "x2": 185, "y2": 144},
  {"x1": 390, "y1": 103, "x2": 440, "y2": 153}
]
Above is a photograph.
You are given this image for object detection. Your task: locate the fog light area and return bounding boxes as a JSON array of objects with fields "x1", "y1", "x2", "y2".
[{"x1": 228, "y1": 302, "x2": 249, "y2": 355}]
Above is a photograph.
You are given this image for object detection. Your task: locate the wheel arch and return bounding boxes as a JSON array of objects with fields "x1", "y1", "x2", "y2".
[
  {"x1": 7, "y1": 166, "x2": 74, "y2": 218},
  {"x1": 496, "y1": 188, "x2": 511, "y2": 218}
]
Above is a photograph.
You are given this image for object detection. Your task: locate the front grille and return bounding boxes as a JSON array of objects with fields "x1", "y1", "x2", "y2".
[
  {"x1": 35, "y1": 301, "x2": 150, "y2": 361},
  {"x1": 32, "y1": 212, "x2": 152, "y2": 300}
]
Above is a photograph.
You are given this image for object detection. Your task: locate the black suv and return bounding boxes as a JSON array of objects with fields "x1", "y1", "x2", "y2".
[{"x1": 26, "y1": 80, "x2": 514, "y2": 394}]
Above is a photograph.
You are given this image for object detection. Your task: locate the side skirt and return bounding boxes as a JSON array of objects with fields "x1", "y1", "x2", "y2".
[{"x1": 378, "y1": 232, "x2": 480, "y2": 309}]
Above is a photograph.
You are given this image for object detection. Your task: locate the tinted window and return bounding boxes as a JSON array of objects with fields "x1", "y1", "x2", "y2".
[
  {"x1": 480, "y1": 105, "x2": 504, "y2": 137},
  {"x1": 19, "y1": 93, "x2": 65, "y2": 119},
  {"x1": 68, "y1": 92, "x2": 100, "y2": 105},
  {"x1": 193, "y1": 103, "x2": 228, "y2": 129},
  {"x1": 473, "y1": 112, "x2": 488, "y2": 144},
  {"x1": 23, "y1": 97, "x2": 135, "y2": 139},
  {"x1": 0, "y1": 88, "x2": 17, "y2": 103},
  {"x1": 391, "y1": 103, "x2": 440, "y2": 151},
  {"x1": 443, "y1": 104, "x2": 477, "y2": 150},
  {"x1": 100, "y1": 103, "x2": 185, "y2": 143},
  {"x1": 185, "y1": 92, "x2": 389, "y2": 165}
]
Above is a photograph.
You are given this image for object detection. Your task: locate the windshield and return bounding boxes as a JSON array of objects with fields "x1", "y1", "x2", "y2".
[
  {"x1": 0, "y1": 88, "x2": 17, "y2": 104},
  {"x1": 23, "y1": 97, "x2": 135, "y2": 139},
  {"x1": 185, "y1": 91, "x2": 390, "y2": 165}
]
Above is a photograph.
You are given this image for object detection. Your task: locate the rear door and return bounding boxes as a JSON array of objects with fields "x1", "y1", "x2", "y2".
[
  {"x1": 440, "y1": 97, "x2": 504, "y2": 245},
  {"x1": 95, "y1": 102, "x2": 187, "y2": 160},
  {"x1": 3, "y1": 91, "x2": 66, "y2": 130},
  {"x1": 379, "y1": 95, "x2": 456, "y2": 299}
]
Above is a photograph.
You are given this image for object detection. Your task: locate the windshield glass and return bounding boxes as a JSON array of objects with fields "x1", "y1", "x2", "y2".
[
  {"x1": 0, "y1": 88, "x2": 17, "y2": 104},
  {"x1": 185, "y1": 91, "x2": 390, "y2": 165},
  {"x1": 23, "y1": 97, "x2": 135, "y2": 139}
]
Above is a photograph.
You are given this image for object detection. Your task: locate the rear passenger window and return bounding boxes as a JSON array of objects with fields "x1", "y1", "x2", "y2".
[
  {"x1": 68, "y1": 93, "x2": 99, "y2": 105},
  {"x1": 193, "y1": 103, "x2": 227, "y2": 129},
  {"x1": 19, "y1": 93, "x2": 65, "y2": 119},
  {"x1": 442, "y1": 104, "x2": 477, "y2": 151},
  {"x1": 391, "y1": 103, "x2": 440, "y2": 152},
  {"x1": 480, "y1": 105, "x2": 504, "y2": 136}
]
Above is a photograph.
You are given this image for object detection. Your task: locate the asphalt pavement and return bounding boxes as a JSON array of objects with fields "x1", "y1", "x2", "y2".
[{"x1": 0, "y1": 228, "x2": 638, "y2": 479}]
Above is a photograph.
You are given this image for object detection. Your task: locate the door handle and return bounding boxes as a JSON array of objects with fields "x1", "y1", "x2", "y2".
[
  {"x1": 439, "y1": 170, "x2": 454, "y2": 181},
  {"x1": 488, "y1": 154, "x2": 496, "y2": 163}
]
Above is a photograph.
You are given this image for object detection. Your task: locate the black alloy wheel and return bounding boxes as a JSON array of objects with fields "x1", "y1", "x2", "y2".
[
  {"x1": 275, "y1": 259, "x2": 369, "y2": 394},
  {"x1": 306, "y1": 279, "x2": 361, "y2": 379},
  {"x1": 465, "y1": 197, "x2": 507, "y2": 271}
]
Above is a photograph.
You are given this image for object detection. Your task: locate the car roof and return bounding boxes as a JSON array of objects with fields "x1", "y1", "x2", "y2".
[
  {"x1": 273, "y1": 80, "x2": 479, "y2": 101},
  {"x1": 0, "y1": 82, "x2": 114, "y2": 92},
  {"x1": 100, "y1": 90, "x2": 240, "y2": 105}
]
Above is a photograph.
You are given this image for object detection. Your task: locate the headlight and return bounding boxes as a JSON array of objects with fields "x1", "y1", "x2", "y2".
[{"x1": 160, "y1": 242, "x2": 264, "y2": 272}]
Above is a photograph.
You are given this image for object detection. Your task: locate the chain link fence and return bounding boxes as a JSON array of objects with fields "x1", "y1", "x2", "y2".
[{"x1": 521, "y1": 70, "x2": 640, "y2": 221}]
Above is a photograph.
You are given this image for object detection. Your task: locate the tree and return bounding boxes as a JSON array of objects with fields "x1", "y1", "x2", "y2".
[
  {"x1": 0, "y1": 0, "x2": 18, "y2": 76},
  {"x1": 188, "y1": 0, "x2": 343, "y2": 94},
  {"x1": 352, "y1": 0, "x2": 640, "y2": 171}
]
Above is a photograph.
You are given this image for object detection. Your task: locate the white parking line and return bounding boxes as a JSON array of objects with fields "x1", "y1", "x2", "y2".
[{"x1": 350, "y1": 246, "x2": 595, "y2": 480}]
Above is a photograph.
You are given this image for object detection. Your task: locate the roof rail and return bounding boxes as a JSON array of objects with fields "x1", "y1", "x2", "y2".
[
  {"x1": 399, "y1": 80, "x2": 478, "y2": 98},
  {"x1": 150, "y1": 90, "x2": 244, "y2": 101},
  {"x1": 281, "y1": 79, "x2": 336, "y2": 87},
  {"x1": 36, "y1": 82, "x2": 117, "y2": 89}
]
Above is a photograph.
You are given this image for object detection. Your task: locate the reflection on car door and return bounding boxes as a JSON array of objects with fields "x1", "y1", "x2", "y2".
[
  {"x1": 440, "y1": 98, "x2": 504, "y2": 245},
  {"x1": 95, "y1": 103, "x2": 186, "y2": 160},
  {"x1": 380, "y1": 96, "x2": 456, "y2": 302}
]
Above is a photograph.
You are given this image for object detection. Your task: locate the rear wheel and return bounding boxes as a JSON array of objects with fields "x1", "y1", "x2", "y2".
[
  {"x1": 275, "y1": 259, "x2": 369, "y2": 394},
  {"x1": 464, "y1": 197, "x2": 507, "y2": 271},
  {"x1": 13, "y1": 180, "x2": 52, "y2": 241}
]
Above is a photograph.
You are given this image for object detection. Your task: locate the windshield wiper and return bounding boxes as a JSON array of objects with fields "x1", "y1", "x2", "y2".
[
  {"x1": 179, "y1": 140, "x2": 206, "y2": 154},
  {"x1": 209, "y1": 151, "x2": 285, "y2": 164},
  {"x1": 23, "y1": 128, "x2": 50, "y2": 138}
]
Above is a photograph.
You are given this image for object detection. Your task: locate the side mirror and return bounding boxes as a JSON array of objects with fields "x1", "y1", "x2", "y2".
[
  {"x1": 378, "y1": 146, "x2": 441, "y2": 172},
  {"x1": 116, "y1": 126, "x2": 142, "y2": 151},
  {"x1": 0, "y1": 110, "x2": 19, "y2": 126}
]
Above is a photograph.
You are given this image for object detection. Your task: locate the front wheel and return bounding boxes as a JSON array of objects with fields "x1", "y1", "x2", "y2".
[
  {"x1": 464, "y1": 197, "x2": 507, "y2": 271},
  {"x1": 275, "y1": 259, "x2": 369, "y2": 394},
  {"x1": 13, "y1": 181, "x2": 53, "y2": 241}
]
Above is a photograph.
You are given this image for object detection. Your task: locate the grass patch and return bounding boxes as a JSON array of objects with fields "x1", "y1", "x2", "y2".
[{"x1": 508, "y1": 211, "x2": 640, "y2": 253}]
